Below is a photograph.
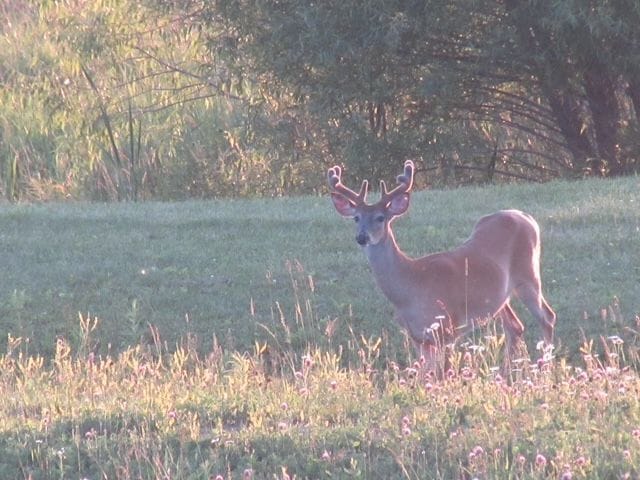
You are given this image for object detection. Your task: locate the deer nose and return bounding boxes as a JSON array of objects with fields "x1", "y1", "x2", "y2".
[{"x1": 356, "y1": 232, "x2": 369, "y2": 245}]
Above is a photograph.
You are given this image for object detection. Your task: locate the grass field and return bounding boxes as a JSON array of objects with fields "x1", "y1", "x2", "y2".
[{"x1": 0, "y1": 176, "x2": 639, "y2": 478}]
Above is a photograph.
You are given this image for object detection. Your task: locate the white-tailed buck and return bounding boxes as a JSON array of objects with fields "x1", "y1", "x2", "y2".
[{"x1": 328, "y1": 160, "x2": 556, "y2": 369}]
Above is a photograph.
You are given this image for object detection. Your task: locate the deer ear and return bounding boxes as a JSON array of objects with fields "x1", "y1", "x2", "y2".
[
  {"x1": 331, "y1": 193, "x2": 357, "y2": 217},
  {"x1": 387, "y1": 193, "x2": 410, "y2": 216}
]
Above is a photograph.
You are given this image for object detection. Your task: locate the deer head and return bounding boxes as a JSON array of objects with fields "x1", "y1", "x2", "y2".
[{"x1": 328, "y1": 160, "x2": 415, "y2": 246}]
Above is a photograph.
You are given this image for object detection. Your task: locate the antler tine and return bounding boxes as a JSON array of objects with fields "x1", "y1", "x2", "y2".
[
  {"x1": 380, "y1": 160, "x2": 415, "y2": 204},
  {"x1": 327, "y1": 165, "x2": 368, "y2": 204}
]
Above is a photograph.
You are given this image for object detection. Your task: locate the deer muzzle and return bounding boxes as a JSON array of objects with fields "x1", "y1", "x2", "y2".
[{"x1": 356, "y1": 232, "x2": 369, "y2": 246}]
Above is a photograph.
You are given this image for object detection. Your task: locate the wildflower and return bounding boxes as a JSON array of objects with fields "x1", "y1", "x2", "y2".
[
  {"x1": 214, "y1": 476, "x2": 224, "y2": 480},
  {"x1": 329, "y1": 380, "x2": 338, "y2": 390},
  {"x1": 280, "y1": 402, "x2": 289, "y2": 411},
  {"x1": 624, "y1": 450, "x2": 632, "y2": 461},
  {"x1": 303, "y1": 355, "x2": 314, "y2": 369},
  {"x1": 461, "y1": 367, "x2": 474, "y2": 381},
  {"x1": 632, "y1": 429, "x2": 640, "y2": 439},
  {"x1": 402, "y1": 415, "x2": 411, "y2": 426},
  {"x1": 401, "y1": 425, "x2": 411, "y2": 436},
  {"x1": 243, "y1": 469, "x2": 254, "y2": 480},
  {"x1": 516, "y1": 454, "x2": 526, "y2": 467},
  {"x1": 560, "y1": 471, "x2": 573, "y2": 480},
  {"x1": 322, "y1": 450, "x2": 331, "y2": 461},
  {"x1": 469, "y1": 445, "x2": 484, "y2": 459},
  {"x1": 535, "y1": 453, "x2": 547, "y2": 468},
  {"x1": 574, "y1": 456, "x2": 587, "y2": 467}
]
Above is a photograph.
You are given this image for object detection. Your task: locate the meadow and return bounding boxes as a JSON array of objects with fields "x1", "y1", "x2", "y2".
[{"x1": 0, "y1": 176, "x2": 639, "y2": 478}]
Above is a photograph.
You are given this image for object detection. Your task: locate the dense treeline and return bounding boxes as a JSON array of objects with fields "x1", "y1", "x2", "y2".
[{"x1": 1, "y1": 0, "x2": 639, "y2": 200}]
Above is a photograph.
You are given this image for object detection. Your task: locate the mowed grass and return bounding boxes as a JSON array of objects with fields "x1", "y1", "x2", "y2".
[
  {"x1": 1, "y1": 177, "x2": 638, "y2": 359},
  {"x1": 0, "y1": 176, "x2": 639, "y2": 478}
]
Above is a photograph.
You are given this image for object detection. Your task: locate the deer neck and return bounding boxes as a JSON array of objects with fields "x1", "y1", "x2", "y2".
[{"x1": 363, "y1": 231, "x2": 413, "y2": 306}]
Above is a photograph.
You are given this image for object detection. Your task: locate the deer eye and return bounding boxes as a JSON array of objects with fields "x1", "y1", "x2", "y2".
[
  {"x1": 376, "y1": 215, "x2": 385, "y2": 223},
  {"x1": 354, "y1": 215, "x2": 360, "y2": 223}
]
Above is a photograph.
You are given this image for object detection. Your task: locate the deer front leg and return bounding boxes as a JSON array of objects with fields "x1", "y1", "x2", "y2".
[{"x1": 498, "y1": 303, "x2": 529, "y2": 376}]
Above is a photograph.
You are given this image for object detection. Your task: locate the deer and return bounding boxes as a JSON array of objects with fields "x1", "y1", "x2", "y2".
[{"x1": 327, "y1": 160, "x2": 556, "y2": 373}]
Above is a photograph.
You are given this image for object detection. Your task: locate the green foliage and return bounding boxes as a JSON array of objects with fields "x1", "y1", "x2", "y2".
[
  {"x1": 0, "y1": 0, "x2": 309, "y2": 201},
  {"x1": 201, "y1": 0, "x2": 640, "y2": 182},
  {"x1": 2, "y1": 1, "x2": 640, "y2": 199}
]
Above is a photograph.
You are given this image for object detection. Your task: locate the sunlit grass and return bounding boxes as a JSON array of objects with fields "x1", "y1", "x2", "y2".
[{"x1": 2, "y1": 321, "x2": 640, "y2": 479}]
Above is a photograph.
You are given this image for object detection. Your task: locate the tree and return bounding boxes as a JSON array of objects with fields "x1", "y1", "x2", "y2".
[
  {"x1": 186, "y1": 0, "x2": 640, "y2": 183},
  {"x1": 505, "y1": 0, "x2": 640, "y2": 176}
]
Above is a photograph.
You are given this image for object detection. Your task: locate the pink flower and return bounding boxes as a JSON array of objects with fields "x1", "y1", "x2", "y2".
[
  {"x1": 303, "y1": 355, "x2": 313, "y2": 369},
  {"x1": 469, "y1": 445, "x2": 484, "y2": 460},
  {"x1": 535, "y1": 453, "x2": 547, "y2": 468}
]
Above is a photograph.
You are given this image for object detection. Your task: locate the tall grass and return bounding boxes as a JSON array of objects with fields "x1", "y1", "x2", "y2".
[{"x1": 1, "y1": 313, "x2": 640, "y2": 478}]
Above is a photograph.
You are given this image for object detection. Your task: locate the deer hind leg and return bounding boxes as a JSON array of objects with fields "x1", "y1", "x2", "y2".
[{"x1": 515, "y1": 283, "x2": 556, "y2": 345}]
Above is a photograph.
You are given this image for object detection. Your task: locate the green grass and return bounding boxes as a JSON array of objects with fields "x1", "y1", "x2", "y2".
[
  {"x1": 0, "y1": 176, "x2": 639, "y2": 478},
  {"x1": 1, "y1": 176, "x2": 638, "y2": 359}
]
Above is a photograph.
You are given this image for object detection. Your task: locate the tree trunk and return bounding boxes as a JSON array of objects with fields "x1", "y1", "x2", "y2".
[
  {"x1": 583, "y1": 66, "x2": 623, "y2": 175},
  {"x1": 628, "y1": 77, "x2": 640, "y2": 122},
  {"x1": 545, "y1": 87, "x2": 596, "y2": 173}
]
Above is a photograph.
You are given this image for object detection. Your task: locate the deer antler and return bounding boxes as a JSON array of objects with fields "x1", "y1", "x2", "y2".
[
  {"x1": 379, "y1": 160, "x2": 415, "y2": 205},
  {"x1": 327, "y1": 165, "x2": 369, "y2": 204}
]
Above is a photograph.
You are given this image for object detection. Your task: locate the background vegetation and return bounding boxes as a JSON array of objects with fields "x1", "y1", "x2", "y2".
[{"x1": 2, "y1": 0, "x2": 640, "y2": 200}]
